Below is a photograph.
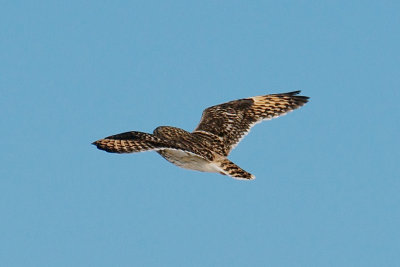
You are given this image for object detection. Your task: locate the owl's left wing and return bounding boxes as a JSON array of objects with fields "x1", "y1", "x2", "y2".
[{"x1": 193, "y1": 91, "x2": 309, "y2": 156}]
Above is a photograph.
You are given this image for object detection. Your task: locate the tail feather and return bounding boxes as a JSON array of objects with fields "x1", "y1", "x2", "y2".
[{"x1": 214, "y1": 158, "x2": 255, "y2": 180}]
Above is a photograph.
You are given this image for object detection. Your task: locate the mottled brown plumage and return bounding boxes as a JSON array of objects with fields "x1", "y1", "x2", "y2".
[{"x1": 92, "y1": 91, "x2": 309, "y2": 180}]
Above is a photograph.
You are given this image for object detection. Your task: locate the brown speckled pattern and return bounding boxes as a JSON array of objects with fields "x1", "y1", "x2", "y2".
[
  {"x1": 194, "y1": 91, "x2": 309, "y2": 156},
  {"x1": 92, "y1": 91, "x2": 309, "y2": 180},
  {"x1": 216, "y1": 157, "x2": 255, "y2": 180}
]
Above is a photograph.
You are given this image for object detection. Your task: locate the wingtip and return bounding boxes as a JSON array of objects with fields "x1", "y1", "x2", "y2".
[
  {"x1": 289, "y1": 90, "x2": 301, "y2": 95},
  {"x1": 287, "y1": 90, "x2": 310, "y2": 103}
]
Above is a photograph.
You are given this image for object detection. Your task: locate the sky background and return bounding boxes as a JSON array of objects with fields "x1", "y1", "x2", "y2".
[{"x1": 1, "y1": 1, "x2": 399, "y2": 266}]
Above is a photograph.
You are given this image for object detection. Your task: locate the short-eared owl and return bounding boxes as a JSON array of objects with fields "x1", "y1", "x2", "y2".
[{"x1": 92, "y1": 91, "x2": 309, "y2": 180}]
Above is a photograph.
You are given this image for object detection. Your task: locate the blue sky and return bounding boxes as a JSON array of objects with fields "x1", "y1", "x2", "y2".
[{"x1": 1, "y1": 1, "x2": 399, "y2": 266}]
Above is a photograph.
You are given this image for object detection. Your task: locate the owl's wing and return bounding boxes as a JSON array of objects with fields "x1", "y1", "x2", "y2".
[
  {"x1": 92, "y1": 130, "x2": 197, "y2": 156},
  {"x1": 92, "y1": 131, "x2": 170, "y2": 153},
  {"x1": 193, "y1": 91, "x2": 309, "y2": 156}
]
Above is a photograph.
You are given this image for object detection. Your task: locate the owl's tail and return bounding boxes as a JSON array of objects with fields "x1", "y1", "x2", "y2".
[{"x1": 214, "y1": 157, "x2": 255, "y2": 180}]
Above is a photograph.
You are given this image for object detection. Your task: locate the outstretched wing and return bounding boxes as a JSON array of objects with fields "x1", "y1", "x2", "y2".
[
  {"x1": 193, "y1": 91, "x2": 309, "y2": 156},
  {"x1": 92, "y1": 131, "x2": 169, "y2": 153},
  {"x1": 92, "y1": 130, "x2": 214, "y2": 161}
]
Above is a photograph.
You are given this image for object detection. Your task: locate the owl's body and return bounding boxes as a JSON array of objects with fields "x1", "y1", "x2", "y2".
[
  {"x1": 93, "y1": 91, "x2": 309, "y2": 180},
  {"x1": 153, "y1": 126, "x2": 221, "y2": 173},
  {"x1": 158, "y1": 149, "x2": 220, "y2": 173}
]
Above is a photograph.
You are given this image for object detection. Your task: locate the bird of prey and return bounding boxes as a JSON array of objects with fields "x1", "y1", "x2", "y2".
[{"x1": 92, "y1": 91, "x2": 309, "y2": 180}]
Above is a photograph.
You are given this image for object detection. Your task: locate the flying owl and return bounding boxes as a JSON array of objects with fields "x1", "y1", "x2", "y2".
[{"x1": 92, "y1": 91, "x2": 309, "y2": 180}]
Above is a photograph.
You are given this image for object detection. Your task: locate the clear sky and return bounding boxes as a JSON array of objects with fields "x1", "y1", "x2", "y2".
[{"x1": 1, "y1": 1, "x2": 399, "y2": 266}]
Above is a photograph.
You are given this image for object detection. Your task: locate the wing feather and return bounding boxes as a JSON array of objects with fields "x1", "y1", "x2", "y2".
[
  {"x1": 193, "y1": 91, "x2": 309, "y2": 155},
  {"x1": 92, "y1": 131, "x2": 201, "y2": 157},
  {"x1": 92, "y1": 131, "x2": 169, "y2": 153}
]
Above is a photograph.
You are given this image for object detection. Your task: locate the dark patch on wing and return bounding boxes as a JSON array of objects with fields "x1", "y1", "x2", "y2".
[
  {"x1": 228, "y1": 98, "x2": 254, "y2": 110},
  {"x1": 102, "y1": 131, "x2": 151, "y2": 140},
  {"x1": 92, "y1": 131, "x2": 165, "y2": 153}
]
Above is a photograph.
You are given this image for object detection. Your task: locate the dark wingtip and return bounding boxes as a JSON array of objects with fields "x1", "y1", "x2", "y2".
[
  {"x1": 287, "y1": 90, "x2": 301, "y2": 95},
  {"x1": 285, "y1": 90, "x2": 309, "y2": 97},
  {"x1": 289, "y1": 90, "x2": 309, "y2": 99},
  {"x1": 282, "y1": 90, "x2": 310, "y2": 106}
]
